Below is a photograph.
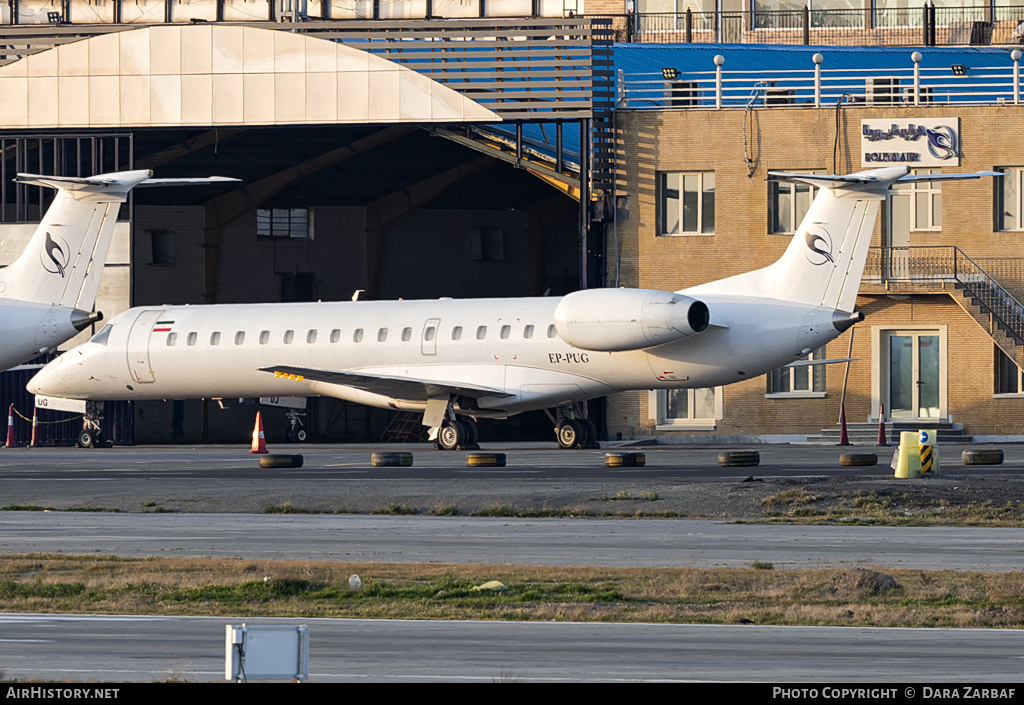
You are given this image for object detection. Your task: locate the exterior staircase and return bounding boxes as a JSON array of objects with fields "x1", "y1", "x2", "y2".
[
  {"x1": 804, "y1": 421, "x2": 972, "y2": 445},
  {"x1": 380, "y1": 411, "x2": 426, "y2": 443}
]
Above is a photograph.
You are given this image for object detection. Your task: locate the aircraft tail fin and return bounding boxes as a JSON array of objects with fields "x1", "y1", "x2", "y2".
[
  {"x1": 688, "y1": 166, "x2": 1001, "y2": 313},
  {"x1": 0, "y1": 171, "x2": 237, "y2": 311}
]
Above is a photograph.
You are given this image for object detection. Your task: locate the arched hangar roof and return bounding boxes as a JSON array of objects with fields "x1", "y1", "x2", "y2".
[{"x1": 0, "y1": 24, "x2": 499, "y2": 129}]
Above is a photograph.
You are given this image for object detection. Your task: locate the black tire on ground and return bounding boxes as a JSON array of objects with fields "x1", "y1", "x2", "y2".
[
  {"x1": 580, "y1": 418, "x2": 598, "y2": 445},
  {"x1": 962, "y1": 449, "x2": 1003, "y2": 465},
  {"x1": 605, "y1": 452, "x2": 645, "y2": 467},
  {"x1": 467, "y1": 453, "x2": 506, "y2": 467},
  {"x1": 557, "y1": 420, "x2": 582, "y2": 449},
  {"x1": 462, "y1": 419, "x2": 479, "y2": 447},
  {"x1": 371, "y1": 451, "x2": 414, "y2": 467},
  {"x1": 436, "y1": 421, "x2": 465, "y2": 451},
  {"x1": 78, "y1": 430, "x2": 96, "y2": 448},
  {"x1": 259, "y1": 454, "x2": 304, "y2": 469},
  {"x1": 839, "y1": 453, "x2": 878, "y2": 467},
  {"x1": 718, "y1": 451, "x2": 760, "y2": 467}
]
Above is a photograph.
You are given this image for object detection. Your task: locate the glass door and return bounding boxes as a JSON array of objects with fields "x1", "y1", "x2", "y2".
[{"x1": 887, "y1": 332, "x2": 941, "y2": 419}]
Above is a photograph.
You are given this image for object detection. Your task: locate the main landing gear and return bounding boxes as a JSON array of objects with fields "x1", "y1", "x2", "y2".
[
  {"x1": 551, "y1": 404, "x2": 599, "y2": 450},
  {"x1": 435, "y1": 416, "x2": 480, "y2": 451}
]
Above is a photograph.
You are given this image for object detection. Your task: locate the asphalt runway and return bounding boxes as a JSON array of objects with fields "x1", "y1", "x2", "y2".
[
  {"x1": 2, "y1": 613, "x2": 1022, "y2": 683},
  {"x1": 1, "y1": 442, "x2": 1022, "y2": 683}
]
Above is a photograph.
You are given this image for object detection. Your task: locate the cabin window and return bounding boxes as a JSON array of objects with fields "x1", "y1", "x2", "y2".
[
  {"x1": 210, "y1": 332, "x2": 221, "y2": 345},
  {"x1": 378, "y1": 328, "x2": 388, "y2": 342},
  {"x1": 452, "y1": 326, "x2": 463, "y2": 341},
  {"x1": 307, "y1": 330, "x2": 317, "y2": 344},
  {"x1": 187, "y1": 332, "x2": 197, "y2": 347},
  {"x1": 259, "y1": 331, "x2": 270, "y2": 345},
  {"x1": 401, "y1": 327, "x2": 412, "y2": 342},
  {"x1": 354, "y1": 329, "x2": 364, "y2": 343},
  {"x1": 89, "y1": 324, "x2": 112, "y2": 346},
  {"x1": 166, "y1": 332, "x2": 177, "y2": 346},
  {"x1": 330, "y1": 329, "x2": 341, "y2": 343},
  {"x1": 283, "y1": 330, "x2": 295, "y2": 344},
  {"x1": 425, "y1": 326, "x2": 436, "y2": 342},
  {"x1": 476, "y1": 325, "x2": 487, "y2": 340},
  {"x1": 500, "y1": 325, "x2": 511, "y2": 339},
  {"x1": 659, "y1": 171, "x2": 715, "y2": 236},
  {"x1": 235, "y1": 331, "x2": 245, "y2": 345},
  {"x1": 524, "y1": 324, "x2": 534, "y2": 339},
  {"x1": 547, "y1": 325, "x2": 557, "y2": 338}
]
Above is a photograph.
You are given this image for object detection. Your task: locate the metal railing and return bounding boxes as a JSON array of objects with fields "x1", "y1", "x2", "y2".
[
  {"x1": 594, "y1": 6, "x2": 1024, "y2": 46},
  {"x1": 619, "y1": 50, "x2": 1023, "y2": 109},
  {"x1": 865, "y1": 246, "x2": 1024, "y2": 342}
]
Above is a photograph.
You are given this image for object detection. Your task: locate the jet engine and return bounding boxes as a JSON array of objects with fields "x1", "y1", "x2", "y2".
[{"x1": 553, "y1": 288, "x2": 709, "y2": 352}]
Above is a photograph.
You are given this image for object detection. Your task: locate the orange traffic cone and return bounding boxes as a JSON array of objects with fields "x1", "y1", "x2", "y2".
[
  {"x1": 250, "y1": 411, "x2": 268, "y2": 454},
  {"x1": 29, "y1": 407, "x2": 39, "y2": 448},
  {"x1": 4, "y1": 404, "x2": 17, "y2": 448}
]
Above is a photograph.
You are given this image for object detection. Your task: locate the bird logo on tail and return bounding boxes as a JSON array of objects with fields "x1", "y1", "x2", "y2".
[{"x1": 40, "y1": 232, "x2": 69, "y2": 278}]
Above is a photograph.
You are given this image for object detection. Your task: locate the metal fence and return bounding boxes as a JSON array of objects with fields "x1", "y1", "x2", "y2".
[
  {"x1": 864, "y1": 246, "x2": 1024, "y2": 341},
  {"x1": 619, "y1": 51, "x2": 1023, "y2": 109},
  {"x1": 598, "y1": 6, "x2": 1024, "y2": 46}
]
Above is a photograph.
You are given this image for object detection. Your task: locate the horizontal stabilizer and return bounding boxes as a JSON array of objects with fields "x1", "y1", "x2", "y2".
[
  {"x1": 785, "y1": 358, "x2": 858, "y2": 368},
  {"x1": 767, "y1": 167, "x2": 1003, "y2": 191},
  {"x1": 259, "y1": 365, "x2": 513, "y2": 401},
  {"x1": 16, "y1": 172, "x2": 239, "y2": 193}
]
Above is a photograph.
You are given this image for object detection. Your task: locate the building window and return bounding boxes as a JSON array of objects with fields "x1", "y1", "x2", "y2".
[
  {"x1": 470, "y1": 227, "x2": 505, "y2": 261},
  {"x1": 996, "y1": 167, "x2": 1023, "y2": 231},
  {"x1": 995, "y1": 347, "x2": 1024, "y2": 395},
  {"x1": 767, "y1": 347, "x2": 827, "y2": 396},
  {"x1": 257, "y1": 208, "x2": 310, "y2": 239},
  {"x1": 651, "y1": 387, "x2": 722, "y2": 430},
  {"x1": 893, "y1": 169, "x2": 941, "y2": 231},
  {"x1": 769, "y1": 171, "x2": 819, "y2": 234},
  {"x1": 659, "y1": 172, "x2": 714, "y2": 236},
  {"x1": 150, "y1": 229, "x2": 175, "y2": 265}
]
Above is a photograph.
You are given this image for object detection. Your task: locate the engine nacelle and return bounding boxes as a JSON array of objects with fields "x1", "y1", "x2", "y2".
[{"x1": 553, "y1": 288, "x2": 709, "y2": 352}]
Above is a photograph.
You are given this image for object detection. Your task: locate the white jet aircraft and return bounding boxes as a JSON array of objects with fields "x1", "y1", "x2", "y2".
[
  {"x1": 0, "y1": 170, "x2": 237, "y2": 373},
  {"x1": 27, "y1": 166, "x2": 999, "y2": 449}
]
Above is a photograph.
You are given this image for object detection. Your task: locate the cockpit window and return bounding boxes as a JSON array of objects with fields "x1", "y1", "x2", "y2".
[{"x1": 90, "y1": 324, "x2": 112, "y2": 346}]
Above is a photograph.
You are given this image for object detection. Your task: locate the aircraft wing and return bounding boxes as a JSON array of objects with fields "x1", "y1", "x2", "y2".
[{"x1": 259, "y1": 365, "x2": 514, "y2": 401}]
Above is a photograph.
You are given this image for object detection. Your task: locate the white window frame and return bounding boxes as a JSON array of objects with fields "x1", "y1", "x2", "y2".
[
  {"x1": 994, "y1": 346, "x2": 1024, "y2": 397},
  {"x1": 769, "y1": 170, "x2": 820, "y2": 234},
  {"x1": 658, "y1": 171, "x2": 715, "y2": 236},
  {"x1": 766, "y1": 346, "x2": 827, "y2": 398},
  {"x1": 996, "y1": 167, "x2": 1024, "y2": 232},
  {"x1": 649, "y1": 387, "x2": 723, "y2": 431},
  {"x1": 893, "y1": 169, "x2": 942, "y2": 232}
]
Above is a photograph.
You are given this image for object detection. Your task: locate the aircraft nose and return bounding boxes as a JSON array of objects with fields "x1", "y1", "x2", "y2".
[{"x1": 27, "y1": 358, "x2": 67, "y2": 396}]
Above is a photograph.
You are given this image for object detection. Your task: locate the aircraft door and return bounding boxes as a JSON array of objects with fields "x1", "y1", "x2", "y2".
[
  {"x1": 125, "y1": 309, "x2": 165, "y2": 383},
  {"x1": 422, "y1": 318, "x2": 440, "y2": 356}
]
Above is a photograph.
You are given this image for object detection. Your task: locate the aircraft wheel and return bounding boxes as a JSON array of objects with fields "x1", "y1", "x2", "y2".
[
  {"x1": 580, "y1": 418, "x2": 598, "y2": 445},
  {"x1": 436, "y1": 420, "x2": 465, "y2": 451},
  {"x1": 462, "y1": 419, "x2": 479, "y2": 446},
  {"x1": 78, "y1": 429, "x2": 96, "y2": 449},
  {"x1": 288, "y1": 428, "x2": 307, "y2": 443},
  {"x1": 556, "y1": 420, "x2": 582, "y2": 449}
]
